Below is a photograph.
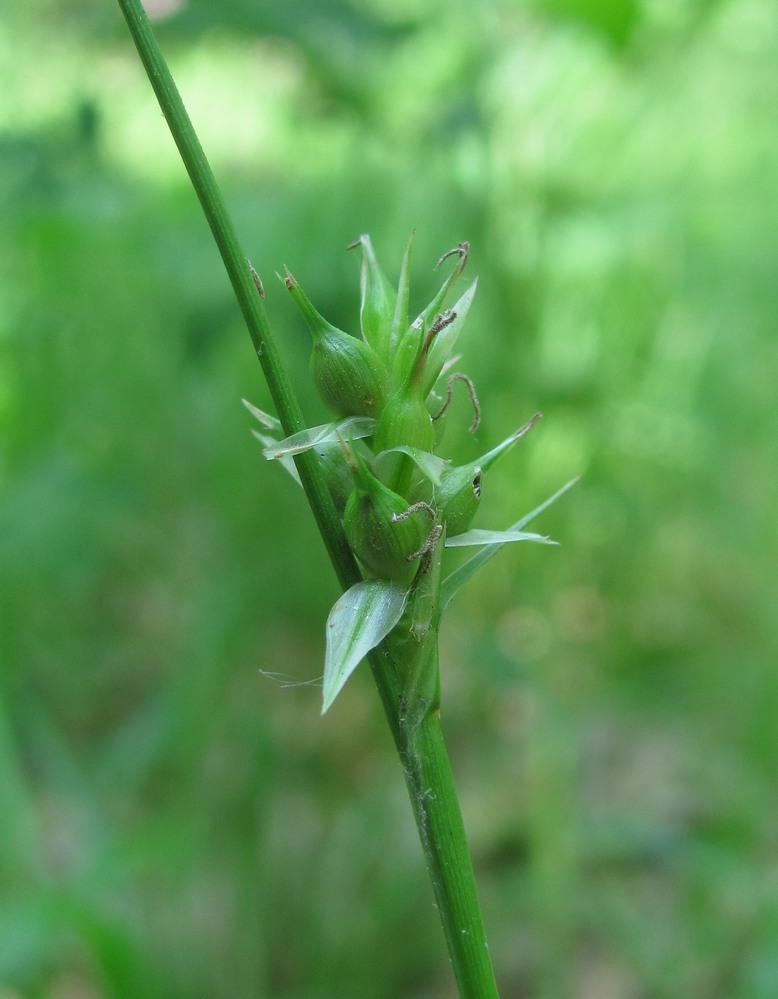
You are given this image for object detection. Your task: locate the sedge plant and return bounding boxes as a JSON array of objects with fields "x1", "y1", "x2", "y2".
[{"x1": 117, "y1": 2, "x2": 576, "y2": 995}]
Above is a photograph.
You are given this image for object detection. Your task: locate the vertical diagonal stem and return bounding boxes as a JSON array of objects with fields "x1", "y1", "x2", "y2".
[
  {"x1": 400, "y1": 712, "x2": 500, "y2": 999},
  {"x1": 116, "y1": 0, "x2": 357, "y2": 593}
]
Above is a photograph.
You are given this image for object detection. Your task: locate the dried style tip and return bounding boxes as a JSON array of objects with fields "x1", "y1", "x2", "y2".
[
  {"x1": 421, "y1": 280, "x2": 478, "y2": 396},
  {"x1": 247, "y1": 259, "x2": 265, "y2": 299},
  {"x1": 393, "y1": 502, "x2": 443, "y2": 570},
  {"x1": 391, "y1": 244, "x2": 471, "y2": 389},
  {"x1": 435, "y1": 241, "x2": 469, "y2": 271},
  {"x1": 431, "y1": 372, "x2": 481, "y2": 433}
]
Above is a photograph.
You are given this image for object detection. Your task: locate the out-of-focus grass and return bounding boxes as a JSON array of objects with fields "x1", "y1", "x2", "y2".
[{"x1": 2, "y1": 1, "x2": 777, "y2": 996}]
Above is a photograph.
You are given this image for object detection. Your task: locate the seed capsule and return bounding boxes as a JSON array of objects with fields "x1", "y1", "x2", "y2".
[
  {"x1": 343, "y1": 448, "x2": 432, "y2": 586},
  {"x1": 284, "y1": 270, "x2": 386, "y2": 418}
]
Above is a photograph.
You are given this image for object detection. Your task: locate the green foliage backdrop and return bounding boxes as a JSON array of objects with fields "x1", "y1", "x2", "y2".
[{"x1": 2, "y1": 0, "x2": 777, "y2": 996}]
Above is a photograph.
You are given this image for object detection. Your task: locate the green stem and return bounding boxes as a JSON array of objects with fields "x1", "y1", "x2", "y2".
[
  {"x1": 392, "y1": 533, "x2": 499, "y2": 998},
  {"x1": 115, "y1": 0, "x2": 355, "y2": 591},
  {"x1": 400, "y1": 711, "x2": 500, "y2": 999},
  {"x1": 115, "y1": 3, "x2": 499, "y2": 994}
]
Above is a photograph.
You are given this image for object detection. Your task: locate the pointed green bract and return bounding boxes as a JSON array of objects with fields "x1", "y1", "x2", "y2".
[
  {"x1": 435, "y1": 463, "x2": 483, "y2": 536},
  {"x1": 433, "y1": 414, "x2": 542, "y2": 534},
  {"x1": 390, "y1": 242, "x2": 469, "y2": 389},
  {"x1": 445, "y1": 529, "x2": 555, "y2": 547},
  {"x1": 323, "y1": 580, "x2": 408, "y2": 713},
  {"x1": 478, "y1": 413, "x2": 542, "y2": 470},
  {"x1": 261, "y1": 416, "x2": 376, "y2": 459},
  {"x1": 375, "y1": 447, "x2": 448, "y2": 487},
  {"x1": 422, "y1": 279, "x2": 478, "y2": 397},
  {"x1": 440, "y1": 477, "x2": 580, "y2": 610},
  {"x1": 242, "y1": 398, "x2": 282, "y2": 432},
  {"x1": 390, "y1": 318, "x2": 425, "y2": 390},
  {"x1": 389, "y1": 232, "x2": 414, "y2": 360},
  {"x1": 351, "y1": 234, "x2": 397, "y2": 358}
]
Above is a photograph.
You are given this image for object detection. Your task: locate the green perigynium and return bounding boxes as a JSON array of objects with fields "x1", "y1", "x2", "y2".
[
  {"x1": 431, "y1": 413, "x2": 543, "y2": 535},
  {"x1": 284, "y1": 268, "x2": 387, "y2": 418},
  {"x1": 342, "y1": 443, "x2": 435, "y2": 588},
  {"x1": 250, "y1": 237, "x2": 570, "y2": 712}
]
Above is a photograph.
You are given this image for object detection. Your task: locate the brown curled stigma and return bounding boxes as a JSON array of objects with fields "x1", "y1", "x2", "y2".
[
  {"x1": 435, "y1": 241, "x2": 470, "y2": 271},
  {"x1": 421, "y1": 310, "x2": 457, "y2": 360},
  {"x1": 407, "y1": 524, "x2": 443, "y2": 571},
  {"x1": 428, "y1": 310, "x2": 457, "y2": 339},
  {"x1": 431, "y1": 372, "x2": 481, "y2": 433},
  {"x1": 391, "y1": 502, "x2": 442, "y2": 571}
]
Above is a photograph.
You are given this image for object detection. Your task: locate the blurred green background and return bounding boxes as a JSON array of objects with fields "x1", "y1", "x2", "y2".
[{"x1": 2, "y1": 0, "x2": 778, "y2": 996}]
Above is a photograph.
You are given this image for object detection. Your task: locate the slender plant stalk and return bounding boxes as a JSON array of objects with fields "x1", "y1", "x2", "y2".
[
  {"x1": 402, "y1": 713, "x2": 499, "y2": 997},
  {"x1": 115, "y1": 2, "x2": 499, "y2": 994},
  {"x1": 389, "y1": 534, "x2": 499, "y2": 997}
]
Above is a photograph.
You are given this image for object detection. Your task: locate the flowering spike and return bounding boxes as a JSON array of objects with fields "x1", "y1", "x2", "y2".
[{"x1": 253, "y1": 234, "x2": 569, "y2": 724}]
